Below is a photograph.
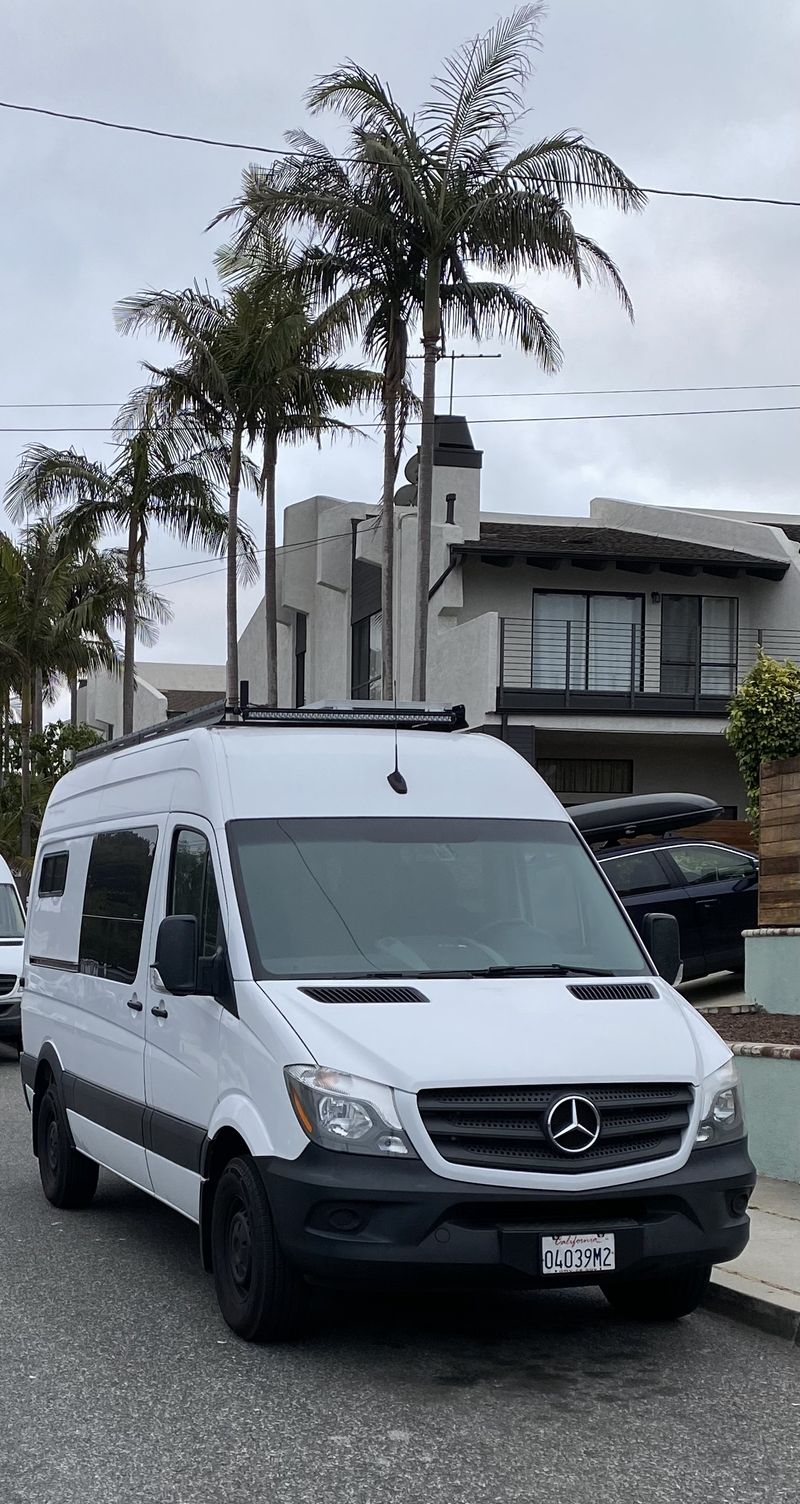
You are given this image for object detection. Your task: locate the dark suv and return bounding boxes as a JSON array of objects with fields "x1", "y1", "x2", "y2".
[
  {"x1": 570, "y1": 795, "x2": 758, "y2": 982},
  {"x1": 598, "y1": 840, "x2": 757, "y2": 981}
]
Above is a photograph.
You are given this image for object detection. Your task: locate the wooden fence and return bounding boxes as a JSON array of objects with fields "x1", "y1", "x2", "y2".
[{"x1": 759, "y1": 757, "x2": 800, "y2": 927}]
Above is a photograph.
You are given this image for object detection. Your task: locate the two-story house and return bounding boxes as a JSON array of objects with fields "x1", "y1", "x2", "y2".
[{"x1": 238, "y1": 416, "x2": 800, "y2": 815}]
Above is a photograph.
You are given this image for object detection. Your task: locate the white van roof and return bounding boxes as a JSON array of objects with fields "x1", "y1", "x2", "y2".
[{"x1": 42, "y1": 719, "x2": 568, "y2": 832}]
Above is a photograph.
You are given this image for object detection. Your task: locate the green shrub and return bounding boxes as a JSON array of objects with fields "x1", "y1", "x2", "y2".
[{"x1": 726, "y1": 652, "x2": 800, "y2": 830}]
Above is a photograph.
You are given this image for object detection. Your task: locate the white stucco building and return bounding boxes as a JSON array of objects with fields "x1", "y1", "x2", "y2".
[
  {"x1": 238, "y1": 414, "x2": 800, "y2": 816},
  {"x1": 78, "y1": 661, "x2": 225, "y2": 741}
]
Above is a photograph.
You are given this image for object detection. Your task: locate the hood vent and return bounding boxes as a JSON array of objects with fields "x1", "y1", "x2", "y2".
[
  {"x1": 567, "y1": 982, "x2": 658, "y2": 1001},
  {"x1": 299, "y1": 985, "x2": 428, "y2": 1004}
]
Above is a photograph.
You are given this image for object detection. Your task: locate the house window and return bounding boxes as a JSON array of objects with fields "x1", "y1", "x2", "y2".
[
  {"x1": 660, "y1": 596, "x2": 738, "y2": 696},
  {"x1": 538, "y1": 758, "x2": 633, "y2": 801},
  {"x1": 79, "y1": 826, "x2": 158, "y2": 983},
  {"x1": 294, "y1": 612, "x2": 307, "y2": 708},
  {"x1": 532, "y1": 592, "x2": 644, "y2": 692},
  {"x1": 351, "y1": 611, "x2": 382, "y2": 700}
]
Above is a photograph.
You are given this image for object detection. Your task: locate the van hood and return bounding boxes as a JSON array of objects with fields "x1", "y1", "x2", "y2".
[{"x1": 259, "y1": 978, "x2": 729, "y2": 1092}]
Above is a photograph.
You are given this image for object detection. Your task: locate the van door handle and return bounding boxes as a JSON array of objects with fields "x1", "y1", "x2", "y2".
[
  {"x1": 151, "y1": 1005, "x2": 169, "y2": 1019},
  {"x1": 699, "y1": 898, "x2": 719, "y2": 908},
  {"x1": 126, "y1": 996, "x2": 144, "y2": 1012}
]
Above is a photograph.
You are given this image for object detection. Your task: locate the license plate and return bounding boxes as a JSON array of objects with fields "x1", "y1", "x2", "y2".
[{"x1": 541, "y1": 1233, "x2": 616, "y2": 1275}]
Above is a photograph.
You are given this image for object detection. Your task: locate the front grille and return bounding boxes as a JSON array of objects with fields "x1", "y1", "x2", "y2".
[
  {"x1": 0, "y1": 974, "x2": 18, "y2": 996},
  {"x1": 299, "y1": 985, "x2": 428, "y2": 1004},
  {"x1": 417, "y1": 1082, "x2": 693, "y2": 1174}
]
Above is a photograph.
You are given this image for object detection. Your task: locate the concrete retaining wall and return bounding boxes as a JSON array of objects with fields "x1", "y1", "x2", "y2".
[
  {"x1": 732, "y1": 1046, "x2": 800, "y2": 1183},
  {"x1": 744, "y1": 929, "x2": 800, "y2": 1015}
]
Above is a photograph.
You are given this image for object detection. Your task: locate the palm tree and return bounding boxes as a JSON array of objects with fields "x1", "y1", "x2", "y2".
[
  {"x1": 218, "y1": 153, "x2": 419, "y2": 699},
  {"x1": 5, "y1": 390, "x2": 254, "y2": 733},
  {"x1": 0, "y1": 521, "x2": 165, "y2": 860},
  {"x1": 117, "y1": 240, "x2": 380, "y2": 706},
  {"x1": 286, "y1": 4, "x2": 644, "y2": 697}
]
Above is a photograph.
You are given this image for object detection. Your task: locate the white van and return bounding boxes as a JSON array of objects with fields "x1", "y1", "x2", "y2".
[
  {"x1": 20, "y1": 702, "x2": 754, "y2": 1342},
  {"x1": 0, "y1": 852, "x2": 26, "y2": 1051}
]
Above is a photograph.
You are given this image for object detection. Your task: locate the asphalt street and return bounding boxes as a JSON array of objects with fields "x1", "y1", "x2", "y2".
[{"x1": 1, "y1": 1044, "x2": 798, "y2": 1504}]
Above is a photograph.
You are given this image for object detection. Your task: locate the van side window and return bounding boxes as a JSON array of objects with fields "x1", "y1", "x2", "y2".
[
  {"x1": 79, "y1": 827, "x2": 158, "y2": 983},
  {"x1": 169, "y1": 829, "x2": 223, "y2": 958},
  {"x1": 39, "y1": 851, "x2": 69, "y2": 898}
]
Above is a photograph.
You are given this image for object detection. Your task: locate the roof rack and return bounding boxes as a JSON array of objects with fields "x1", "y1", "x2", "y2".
[{"x1": 74, "y1": 693, "x2": 467, "y2": 766}]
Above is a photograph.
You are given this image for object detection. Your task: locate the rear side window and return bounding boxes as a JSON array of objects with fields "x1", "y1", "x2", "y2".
[
  {"x1": 602, "y1": 850, "x2": 671, "y2": 898},
  {"x1": 39, "y1": 851, "x2": 69, "y2": 898},
  {"x1": 79, "y1": 827, "x2": 158, "y2": 984},
  {"x1": 670, "y1": 845, "x2": 756, "y2": 886},
  {"x1": 169, "y1": 829, "x2": 223, "y2": 959}
]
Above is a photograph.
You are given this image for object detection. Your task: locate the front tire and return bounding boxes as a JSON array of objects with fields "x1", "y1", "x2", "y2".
[
  {"x1": 211, "y1": 1155, "x2": 305, "y2": 1342},
  {"x1": 602, "y1": 1264, "x2": 711, "y2": 1321},
  {"x1": 37, "y1": 1083, "x2": 99, "y2": 1209}
]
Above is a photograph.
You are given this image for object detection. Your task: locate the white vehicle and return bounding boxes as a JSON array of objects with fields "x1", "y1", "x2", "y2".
[
  {"x1": 20, "y1": 701, "x2": 754, "y2": 1342},
  {"x1": 0, "y1": 852, "x2": 26, "y2": 1051}
]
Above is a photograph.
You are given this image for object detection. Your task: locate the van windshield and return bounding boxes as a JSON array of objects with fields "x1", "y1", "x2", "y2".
[
  {"x1": 227, "y1": 818, "x2": 649, "y2": 980},
  {"x1": 0, "y1": 884, "x2": 24, "y2": 940}
]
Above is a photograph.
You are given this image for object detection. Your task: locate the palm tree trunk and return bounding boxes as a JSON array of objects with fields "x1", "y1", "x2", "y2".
[
  {"x1": 262, "y1": 432, "x2": 279, "y2": 708},
  {"x1": 20, "y1": 675, "x2": 32, "y2": 862},
  {"x1": 413, "y1": 258, "x2": 442, "y2": 701},
  {"x1": 226, "y1": 419, "x2": 244, "y2": 707},
  {"x1": 122, "y1": 512, "x2": 139, "y2": 737},
  {"x1": 32, "y1": 669, "x2": 43, "y2": 737},
  {"x1": 69, "y1": 674, "x2": 78, "y2": 729},
  {"x1": 381, "y1": 388, "x2": 396, "y2": 700}
]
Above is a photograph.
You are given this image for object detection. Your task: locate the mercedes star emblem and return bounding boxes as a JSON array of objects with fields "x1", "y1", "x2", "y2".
[{"x1": 546, "y1": 1094, "x2": 602, "y2": 1154}]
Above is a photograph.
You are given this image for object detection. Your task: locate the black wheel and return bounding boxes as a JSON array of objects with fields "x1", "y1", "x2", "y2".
[
  {"x1": 37, "y1": 1083, "x2": 99, "y2": 1209},
  {"x1": 211, "y1": 1155, "x2": 306, "y2": 1342},
  {"x1": 602, "y1": 1264, "x2": 711, "y2": 1322}
]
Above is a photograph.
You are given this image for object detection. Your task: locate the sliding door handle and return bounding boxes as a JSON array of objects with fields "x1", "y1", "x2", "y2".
[
  {"x1": 151, "y1": 1005, "x2": 169, "y2": 1019},
  {"x1": 126, "y1": 996, "x2": 143, "y2": 1013}
]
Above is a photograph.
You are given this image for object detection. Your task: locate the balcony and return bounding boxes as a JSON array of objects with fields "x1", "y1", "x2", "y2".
[{"x1": 498, "y1": 619, "x2": 798, "y2": 716}]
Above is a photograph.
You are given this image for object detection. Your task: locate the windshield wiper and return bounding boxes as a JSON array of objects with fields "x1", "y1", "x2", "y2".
[{"x1": 470, "y1": 964, "x2": 618, "y2": 978}]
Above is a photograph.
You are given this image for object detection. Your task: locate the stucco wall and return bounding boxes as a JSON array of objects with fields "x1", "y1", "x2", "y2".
[
  {"x1": 735, "y1": 1056, "x2": 800, "y2": 1182},
  {"x1": 426, "y1": 613, "x2": 500, "y2": 729},
  {"x1": 534, "y1": 729, "x2": 745, "y2": 811}
]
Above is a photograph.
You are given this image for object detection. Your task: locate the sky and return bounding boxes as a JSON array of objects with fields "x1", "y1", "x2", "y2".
[{"x1": 2, "y1": 0, "x2": 799, "y2": 669}]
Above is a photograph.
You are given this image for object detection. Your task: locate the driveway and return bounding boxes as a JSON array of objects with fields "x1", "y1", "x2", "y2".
[{"x1": 1, "y1": 1045, "x2": 797, "y2": 1504}]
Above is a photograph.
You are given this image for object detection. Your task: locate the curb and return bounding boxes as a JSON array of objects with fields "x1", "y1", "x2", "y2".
[{"x1": 705, "y1": 1277, "x2": 800, "y2": 1344}]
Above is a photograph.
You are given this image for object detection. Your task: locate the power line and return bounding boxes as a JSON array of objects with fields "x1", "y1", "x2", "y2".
[
  {"x1": 0, "y1": 404, "x2": 798, "y2": 435},
  {"x1": 2, "y1": 380, "x2": 800, "y2": 411},
  {"x1": 2, "y1": 98, "x2": 799, "y2": 208}
]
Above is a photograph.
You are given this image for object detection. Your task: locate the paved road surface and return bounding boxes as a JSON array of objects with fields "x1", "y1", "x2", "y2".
[{"x1": 1, "y1": 1045, "x2": 797, "y2": 1504}]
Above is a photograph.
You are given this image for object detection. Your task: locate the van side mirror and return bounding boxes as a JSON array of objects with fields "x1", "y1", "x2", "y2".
[
  {"x1": 154, "y1": 915, "x2": 198, "y2": 995},
  {"x1": 642, "y1": 912, "x2": 681, "y2": 985}
]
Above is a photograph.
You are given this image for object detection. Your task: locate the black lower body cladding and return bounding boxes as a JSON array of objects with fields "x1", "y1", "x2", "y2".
[{"x1": 257, "y1": 1140, "x2": 755, "y2": 1289}]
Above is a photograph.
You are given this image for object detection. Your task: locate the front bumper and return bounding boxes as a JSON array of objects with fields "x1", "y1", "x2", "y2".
[
  {"x1": 0, "y1": 997, "x2": 21, "y2": 1044},
  {"x1": 259, "y1": 1139, "x2": 755, "y2": 1288}
]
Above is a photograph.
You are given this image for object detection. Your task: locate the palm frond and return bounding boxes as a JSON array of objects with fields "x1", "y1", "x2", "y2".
[
  {"x1": 440, "y1": 281, "x2": 562, "y2": 371},
  {"x1": 422, "y1": 5, "x2": 544, "y2": 164}
]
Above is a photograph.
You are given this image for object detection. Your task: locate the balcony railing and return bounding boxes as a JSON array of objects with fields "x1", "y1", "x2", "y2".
[{"x1": 498, "y1": 619, "x2": 799, "y2": 714}]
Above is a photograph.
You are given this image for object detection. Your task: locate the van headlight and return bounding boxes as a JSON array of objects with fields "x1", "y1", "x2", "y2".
[
  {"x1": 695, "y1": 1058, "x2": 745, "y2": 1148},
  {"x1": 285, "y1": 1066, "x2": 417, "y2": 1158}
]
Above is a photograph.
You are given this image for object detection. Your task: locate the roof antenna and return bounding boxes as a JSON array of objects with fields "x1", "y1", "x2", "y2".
[{"x1": 387, "y1": 680, "x2": 407, "y2": 795}]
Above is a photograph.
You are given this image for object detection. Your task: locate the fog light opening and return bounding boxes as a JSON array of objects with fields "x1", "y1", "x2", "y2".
[{"x1": 729, "y1": 1190, "x2": 751, "y2": 1218}]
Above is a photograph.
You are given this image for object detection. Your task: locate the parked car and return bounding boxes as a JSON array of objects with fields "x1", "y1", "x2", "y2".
[
  {"x1": 20, "y1": 705, "x2": 754, "y2": 1342},
  {"x1": 0, "y1": 852, "x2": 26, "y2": 1051},
  {"x1": 571, "y1": 795, "x2": 758, "y2": 982}
]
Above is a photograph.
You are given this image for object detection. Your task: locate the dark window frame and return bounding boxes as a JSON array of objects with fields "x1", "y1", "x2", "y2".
[
  {"x1": 531, "y1": 588, "x2": 646, "y2": 693},
  {"x1": 38, "y1": 850, "x2": 69, "y2": 898},
  {"x1": 660, "y1": 594, "x2": 739, "y2": 696},
  {"x1": 294, "y1": 611, "x2": 307, "y2": 708},
  {"x1": 78, "y1": 825, "x2": 158, "y2": 985},
  {"x1": 351, "y1": 611, "x2": 382, "y2": 700},
  {"x1": 538, "y1": 757, "x2": 634, "y2": 799},
  {"x1": 167, "y1": 825, "x2": 225, "y2": 961}
]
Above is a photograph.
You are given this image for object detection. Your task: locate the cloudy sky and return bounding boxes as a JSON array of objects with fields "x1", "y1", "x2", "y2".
[{"x1": 2, "y1": 0, "x2": 799, "y2": 667}]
